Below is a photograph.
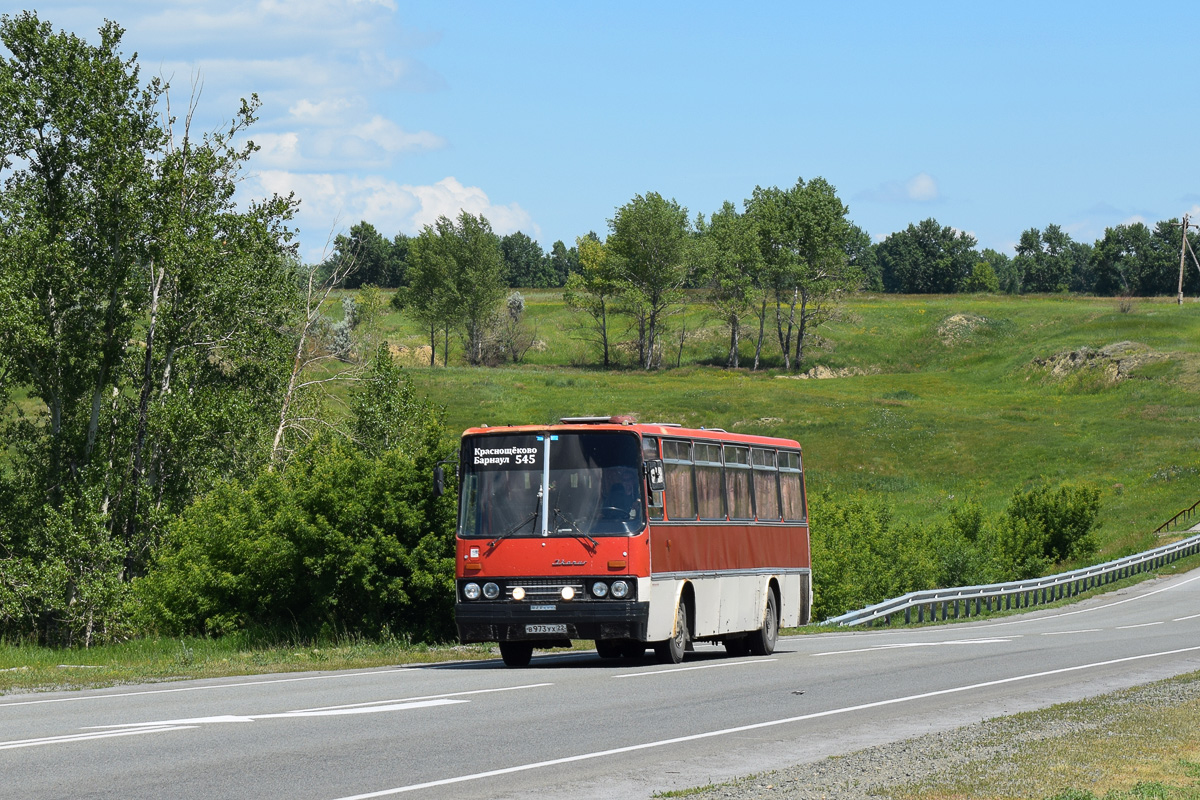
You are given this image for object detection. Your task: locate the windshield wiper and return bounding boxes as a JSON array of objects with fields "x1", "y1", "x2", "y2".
[
  {"x1": 551, "y1": 507, "x2": 599, "y2": 549},
  {"x1": 488, "y1": 485, "x2": 542, "y2": 548}
]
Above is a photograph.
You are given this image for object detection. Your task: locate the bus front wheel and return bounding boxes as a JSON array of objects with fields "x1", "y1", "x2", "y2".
[
  {"x1": 654, "y1": 600, "x2": 689, "y2": 664},
  {"x1": 499, "y1": 641, "x2": 533, "y2": 667}
]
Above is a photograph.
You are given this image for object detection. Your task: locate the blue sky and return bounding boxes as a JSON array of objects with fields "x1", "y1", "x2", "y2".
[{"x1": 20, "y1": 1, "x2": 1200, "y2": 262}]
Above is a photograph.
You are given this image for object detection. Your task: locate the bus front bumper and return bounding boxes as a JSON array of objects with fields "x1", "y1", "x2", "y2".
[{"x1": 455, "y1": 601, "x2": 650, "y2": 644}]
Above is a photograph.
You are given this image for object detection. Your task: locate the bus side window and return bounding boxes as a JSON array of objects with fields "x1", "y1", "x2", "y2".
[
  {"x1": 751, "y1": 447, "x2": 780, "y2": 521},
  {"x1": 643, "y1": 436, "x2": 664, "y2": 520},
  {"x1": 694, "y1": 442, "x2": 724, "y2": 520},
  {"x1": 780, "y1": 450, "x2": 806, "y2": 522},
  {"x1": 724, "y1": 445, "x2": 752, "y2": 520},
  {"x1": 662, "y1": 439, "x2": 695, "y2": 521}
]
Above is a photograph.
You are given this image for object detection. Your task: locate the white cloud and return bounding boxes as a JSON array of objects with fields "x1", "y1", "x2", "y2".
[
  {"x1": 289, "y1": 98, "x2": 356, "y2": 122},
  {"x1": 906, "y1": 173, "x2": 939, "y2": 202},
  {"x1": 250, "y1": 132, "x2": 301, "y2": 168},
  {"x1": 405, "y1": 177, "x2": 536, "y2": 235},
  {"x1": 1121, "y1": 214, "x2": 1148, "y2": 227},
  {"x1": 856, "y1": 172, "x2": 940, "y2": 204},
  {"x1": 248, "y1": 172, "x2": 537, "y2": 261},
  {"x1": 351, "y1": 116, "x2": 444, "y2": 153}
]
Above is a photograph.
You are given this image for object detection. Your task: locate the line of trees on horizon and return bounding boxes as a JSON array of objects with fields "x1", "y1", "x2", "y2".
[{"x1": 322, "y1": 213, "x2": 1200, "y2": 301}]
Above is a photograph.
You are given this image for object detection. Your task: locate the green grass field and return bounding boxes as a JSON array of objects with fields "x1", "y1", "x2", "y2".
[{"x1": 377, "y1": 292, "x2": 1200, "y2": 562}]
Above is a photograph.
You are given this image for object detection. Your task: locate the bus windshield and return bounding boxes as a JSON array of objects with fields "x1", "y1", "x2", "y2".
[{"x1": 458, "y1": 431, "x2": 644, "y2": 539}]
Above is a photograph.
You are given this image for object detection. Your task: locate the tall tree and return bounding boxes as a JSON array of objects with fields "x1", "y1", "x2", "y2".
[
  {"x1": 323, "y1": 221, "x2": 406, "y2": 289},
  {"x1": 747, "y1": 177, "x2": 858, "y2": 371},
  {"x1": 876, "y1": 218, "x2": 978, "y2": 294},
  {"x1": 546, "y1": 239, "x2": 578, "y2": 287},
  {"x1": 696, "y1": 202, "x2": 761, "y2": 368},
  {"x1": 0, "y1": 13, "x2": 298, "y2": 643},
  {"x1": 398, "y1": 221, "x2": 457, "y2": 366},
  {"x1": 563, "y1": 234, "x2": 620, "y2": 368},
  {"x1": 500, "y1": 231, "x2": 548, "y2": 287},
  {"x1": 607, "y1": 192, "x2": 692, "y2": 370},
  {"x1": 398, "y1": 212, "x2": 504, "y2": 366},
  {"x1": 1013, "y1": 224, "x2": 1084, "y2": 293},
  {"x1": 1091, "y1": 222, "x2": 1153, "y2": 296}
]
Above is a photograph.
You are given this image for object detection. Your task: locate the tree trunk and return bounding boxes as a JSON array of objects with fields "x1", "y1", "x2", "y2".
[
  {"x1": 795, "y1": 292, "x2": 809, "y2": 370},
  {"x1": 600, "y1": 301, "x2": 610, "y2": 369},
  {"x1": 727, "y1": 313, "x2": 740, "y2": 368},
  {"x1": 753, "y1": 297, "x2": 768, "y2": 370},
  {"x1": 124, "y1": 259, "x2": 166, "y2": 574}
]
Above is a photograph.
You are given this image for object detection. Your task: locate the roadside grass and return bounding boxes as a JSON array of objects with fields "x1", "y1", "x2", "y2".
[
  {"x1": 0, "y1": 635, "x2": 497, "y2": 696},
  {"x1": 889, "y1": 670, "x2": 1200, "y2": 800}
]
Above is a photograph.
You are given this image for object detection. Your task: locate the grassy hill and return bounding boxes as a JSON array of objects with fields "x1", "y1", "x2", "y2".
[{"x1": 376, "y1": 291, "x2": 1200, "y2": 563}]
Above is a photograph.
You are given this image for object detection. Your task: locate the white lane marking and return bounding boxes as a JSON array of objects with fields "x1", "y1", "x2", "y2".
[
  {"x1": 0, "y1": 668, "x2": 419, "y2": 709},
  {"x1": 811, "y1": 637, "x2": 1013, "y2": 657},
  {"x1": 1174, "y1": 613, "x2": 1200, "y2": 622},
  {"x1": 613, "y1": 660, "x2": 776, "y2": 679},
  {"x1": 0, "y1": 726, "x2": 193, "y2": 751},
  {"x1": 1041, "y1": 629, "x2": 1101, "y2": 636},
  {"x1": 289, "y1": 682, "x2": 553, "y2": 713},
  {"x1": 327, "y1": 643, "x2": 1200, "y2": 800},
  {"x1": 13, "y1": 684, "x2": 549, "y2": 749},
  {"x1": 89, "y1": 699, "x2": 465, "y2": 729},
  {"x1": 1117, "y1": 622, "x2": 1165, "y2": 630}
]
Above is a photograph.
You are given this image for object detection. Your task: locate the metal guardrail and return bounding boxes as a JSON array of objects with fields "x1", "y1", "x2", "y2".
[
  {"x1": 821, "y1": 529, "x2": 1200, "y2": 627},
  {"x1": 1156, "y1": 499, "x2": 1200, "y2": 534}
]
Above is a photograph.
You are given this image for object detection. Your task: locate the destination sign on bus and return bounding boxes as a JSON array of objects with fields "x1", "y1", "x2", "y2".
[{"x1": 466, "y1": 435, "x2": 549, "y2": 471}]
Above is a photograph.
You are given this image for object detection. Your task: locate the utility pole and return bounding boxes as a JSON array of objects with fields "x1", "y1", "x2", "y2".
[{"x1": 1179, "y1": 214, "x2": 1200, "y2": 304}]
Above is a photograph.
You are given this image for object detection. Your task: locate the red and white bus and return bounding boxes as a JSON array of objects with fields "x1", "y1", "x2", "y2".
[{"x1": 451, "y1": 416, "x2": 811, "y2": 666}]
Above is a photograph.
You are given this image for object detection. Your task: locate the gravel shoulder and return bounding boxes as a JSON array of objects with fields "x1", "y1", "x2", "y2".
[{"x1": 671, "y1": 669, "x2": 1200, "y2": 800}]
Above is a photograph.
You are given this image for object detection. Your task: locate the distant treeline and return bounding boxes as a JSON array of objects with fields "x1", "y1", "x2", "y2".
[{"x1": 324, "y1": 215, "x2": 1199, "y2": 299}]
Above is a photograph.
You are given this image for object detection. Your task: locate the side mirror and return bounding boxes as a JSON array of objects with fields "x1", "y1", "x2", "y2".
[
  {"x1": 645, "y1": 459, "x2": 665, "y2": 492},
  {"x1": 434, "y1": 465, "x2": 446, "y2": 497}
]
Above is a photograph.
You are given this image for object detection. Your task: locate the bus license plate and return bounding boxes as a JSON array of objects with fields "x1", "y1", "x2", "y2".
[{"x1": 526, "y1": 624, "x2": 567, "y2": 635}]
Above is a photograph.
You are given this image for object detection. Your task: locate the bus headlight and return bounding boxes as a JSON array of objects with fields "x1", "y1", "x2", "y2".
[
  {"x1": 592, "y1": 581, "x2": 609, "y2": 598},
  {"x1": 463, "y1": 582, "x2": 481, "y2": 600},
  {"x1": 561, "y1": 586, "x2": 575, "y2": 601},
  {"x1": 483, "y1": 582, "x2": 500, "y2": 600},
  {"x1": 512, "y1": 586, "x2": 526, "y2": 601},
  {"x1": 610, "y1": 580, "x2": 629, "y2": 599}
]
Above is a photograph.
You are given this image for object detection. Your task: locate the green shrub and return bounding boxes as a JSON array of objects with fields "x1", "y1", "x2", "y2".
[
  {"x1": 136, "y1": 436, "x2": 457, "y2": 641},
  {"x1": 811, "y1": 482, "x2": 1102, "y2": 619},
  {"x1": 999, "y1": 480, "x2": 1101, "y2": 568}
]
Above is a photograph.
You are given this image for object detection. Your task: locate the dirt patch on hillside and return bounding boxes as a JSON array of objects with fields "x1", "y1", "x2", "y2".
[
  {"x1": 937, "y1": 313, "x2": 992, "y2": 344},
  {"x1": 777, "y1": 365, "x2": 878, "y2": 380},
  {"x1": 1033, "y1": 341, "x2": 1167, "y2": 382},
  {"x1": 388, "y1": 343, "x2": 433, "y2": 366}
]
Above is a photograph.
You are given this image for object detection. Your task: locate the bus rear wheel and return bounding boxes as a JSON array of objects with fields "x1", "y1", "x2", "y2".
[
  {"x1": 595, "y1": 639, "x2": 622, "y2": 659},
  {"x1": 654, "y1": 600, "x2": 689, "y2": 664},
  {"x1": 620, "y1": 641, "x2": 646, "y2": 659},
  {"x1": 747, "y1": 592, "x2": 779, "y2": 656},
  {"x1": 725, "y1": 636, "x2": 750, "y2": 657},
  {"x1": 499, "y1": 641, "x2": 533, "y2": 667}
]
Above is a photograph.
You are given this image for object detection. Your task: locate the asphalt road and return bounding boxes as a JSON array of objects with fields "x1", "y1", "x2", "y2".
[{"x1": 3, "y1": 570, "x2": 1199, "y2": 800}]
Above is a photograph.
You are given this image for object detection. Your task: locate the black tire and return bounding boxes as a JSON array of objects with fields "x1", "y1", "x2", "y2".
[
  {"x1": 724, "y1": 636, "x2": 750, "y2": 657},
  {"x1": 499, "y1": 641, "x2": 533, "y2": 667},
  {"x1": 620, "y1": 641, "x2": 646, "y2": 659},
  {"x1": 747, "y1": 591, "x2": 779, "y2": 656},
  {"x1": 654, "y1": 599, "x2": 689, "y2": 664},
  {"x1": 595, "y1": 639, "x2": 622, "y2": 659}
]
